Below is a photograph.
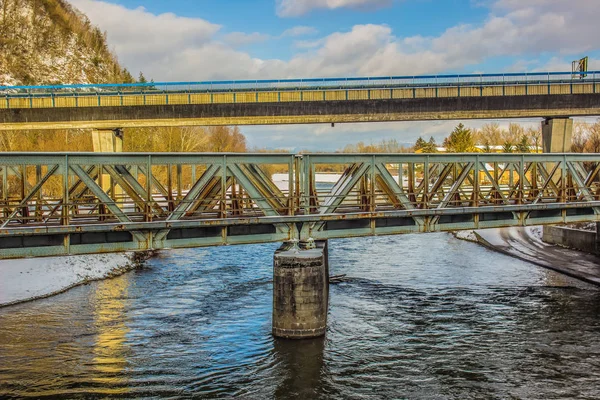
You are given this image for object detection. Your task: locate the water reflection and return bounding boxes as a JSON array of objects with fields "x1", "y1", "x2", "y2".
[{"x1": 91, "y1": 274, "x2": 131, "y2": 394}]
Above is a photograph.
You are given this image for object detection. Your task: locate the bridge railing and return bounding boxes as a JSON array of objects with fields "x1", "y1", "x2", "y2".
[{"x1": 0, "y1": 71, "x2": 597, "y2": 96}]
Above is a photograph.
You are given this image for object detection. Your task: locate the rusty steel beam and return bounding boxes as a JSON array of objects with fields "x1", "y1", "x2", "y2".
[{"x1": 0, "y1": 152, "x2": 599, "y2": 259}]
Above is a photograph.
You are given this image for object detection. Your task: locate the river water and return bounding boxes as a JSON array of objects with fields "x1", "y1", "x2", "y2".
[{"x1": 1, "y1": 233, "x2": 600, "y2": 399}]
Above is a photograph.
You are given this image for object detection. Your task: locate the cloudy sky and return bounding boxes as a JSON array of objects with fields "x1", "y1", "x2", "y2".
[{"x1": 70, "y1": 0, "x2": 600, "y2": 151}]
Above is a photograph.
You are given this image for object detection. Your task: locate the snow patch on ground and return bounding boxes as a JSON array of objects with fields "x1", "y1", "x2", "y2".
[
  {"x1": 565, "y1": 222, "x2": 597, "y2": 231},
  {"x1": 453, "y1": 230, "x2": 479, "y2": 243},
  {"x1": 0, "y1": 253, "x2": 143, "y2": 307}
]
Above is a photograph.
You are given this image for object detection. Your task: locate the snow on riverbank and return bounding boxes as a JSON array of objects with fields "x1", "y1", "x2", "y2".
[
  {"x1": 0, "y1": 253, "x2": 144, "y2": 307},
  {"x1": 453, "y1": 230, "x2": 478, "y2": 243}
]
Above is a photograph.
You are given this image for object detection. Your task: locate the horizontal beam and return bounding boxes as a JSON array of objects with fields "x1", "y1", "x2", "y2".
[
  {"x1": 1, "y1": 93, "x2": 599, "y2": 130},
  {"x1": 1, "y1": 201, "x2": 598, "y2": 237},
  {"x1": 2, "y1": 152, "x2": 600, "y2": 163}
]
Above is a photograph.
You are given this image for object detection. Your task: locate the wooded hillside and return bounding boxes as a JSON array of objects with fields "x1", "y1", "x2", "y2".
[{"x1": 0, "y1": 0, "x2": 133, "y2": 86}]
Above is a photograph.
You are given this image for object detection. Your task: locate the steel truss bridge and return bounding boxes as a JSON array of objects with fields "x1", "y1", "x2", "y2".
[
  {"x1": 1, "y1": 71, "x2": 600, "y2": 129},
  {"x1": 1, "y1": 153, "x2": 600, "y2": 259}
]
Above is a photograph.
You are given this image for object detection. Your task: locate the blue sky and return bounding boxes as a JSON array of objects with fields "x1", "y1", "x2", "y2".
[
  {"x1": 69, "y1": 0, "x2": 600, "y2": 150},
  {"x1": 99, "y1": 0, "x2": 491, "y2": 61}
]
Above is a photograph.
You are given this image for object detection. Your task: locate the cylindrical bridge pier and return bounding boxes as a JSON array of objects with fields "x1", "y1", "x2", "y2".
[{"x1": 273, "y1": 240, "x2": 329, "y2": 339}]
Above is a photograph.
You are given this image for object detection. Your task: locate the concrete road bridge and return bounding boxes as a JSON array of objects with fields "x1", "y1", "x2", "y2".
[{"x1": 1, "y1": 71, "x2": 599, "y2": 130}]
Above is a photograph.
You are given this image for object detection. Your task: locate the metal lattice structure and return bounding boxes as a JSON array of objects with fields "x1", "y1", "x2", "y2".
[{"x1": 1, "y1": 153, "x2": 600, "y2": 259}]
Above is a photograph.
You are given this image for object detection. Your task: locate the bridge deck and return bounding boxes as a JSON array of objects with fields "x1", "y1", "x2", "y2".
[
  {"x1": 1, "y1": 152, "x2": 599, "y2": 259},
  {"x1": 1, "y1": 72, "x2": 599, "y2": 129}
]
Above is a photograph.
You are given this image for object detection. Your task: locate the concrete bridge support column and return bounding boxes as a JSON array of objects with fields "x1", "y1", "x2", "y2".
[
  {"x1": 542, "y1": 118, "x2": 573, "y2": 153},
  {"x1": 92, "y1": 128, "x2": 124, "y2": 153},
  {"x1": 273, "y1": 240, "x2": 329, "y2": 339},
  {"x1": 92, "y1": 128, "x2": 124, "y2": 202},
  {"x1": 542, "y1": 118, "x2": 573, "y2": 239}
]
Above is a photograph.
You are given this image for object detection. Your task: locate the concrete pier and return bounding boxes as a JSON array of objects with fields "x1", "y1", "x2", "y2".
[
  {"x1": 273, "y1": 241, "x2": 329, "y2": 339},
  {"x1": 92, "y1": 128, "x2": 123, "y2": 197},
  {"x1": 542, "y1": 117, "x2": 573, "y2": 153},
  {"x1": 92, "y1": 128, "x2": 123, "y2": 153}
]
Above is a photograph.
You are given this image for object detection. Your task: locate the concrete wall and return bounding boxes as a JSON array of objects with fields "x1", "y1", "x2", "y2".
[
  {"x1": 542, "y1": 225, "x2": 598, "y2": 254},
  {"x1": 2, "y1": 93, "x2": 600, "y2": 130}
]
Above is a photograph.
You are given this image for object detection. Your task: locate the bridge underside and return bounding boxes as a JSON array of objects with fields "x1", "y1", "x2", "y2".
[
  {"x1": 1, "y1": 94, "x2": 600, "y2": 130},
  {"x1": 1, "y1": 153, "x2": 599, "y2": 259}
]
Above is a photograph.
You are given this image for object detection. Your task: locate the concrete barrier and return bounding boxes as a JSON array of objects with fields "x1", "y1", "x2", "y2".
[{"x1": 542, "y1": 225, "x2": 598, "y2": 254}]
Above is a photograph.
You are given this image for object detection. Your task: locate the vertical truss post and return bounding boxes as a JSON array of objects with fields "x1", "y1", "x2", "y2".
[
  {"x1": 303, "y1": 155, "x2": 310, "y2": 215},
  {"x1": 61, "y1": 156, "x2": 69, "y2": 226},
  {"x1": 167, "y1": 163, "x2": 174, "y2": 212},
  {"x1": 423, "y1": 157, "x2": 429, "y2": 209},
  {"x1": 408, "y1": 162, "x2": 415, "y2": 204},
  {"x1": 530, "y1": 161, "x2": 539, "y2": 200},
  {"x1": 493, "y1": 161, "x2": 499, "y2": 204},
  {"x1": 62, "y1": 155, "x2": 70, "y2": 253},
  {"x1": 19, "y1": 165, "x2": 28, "y2": 223},
  {"x1": 473, "y1": 155, "x2": 480, "y2": 208},
  {"x1": 176, "y1": 164, "x2": 182, "y2": 202},
  {"x1": 288, "y1": 156, "x2": 294, "y2": 215},
  {"x1": 35, "y1": 165, "x2": 42, "y2": 222},
  {"x1": 294, "y1": 155, "x2": 301, "y2": 214},
  {"x1": 221, "y1": 155, "x2": 227, "y2": 219},
  {"x1": 370, "y1": 155, "x2": 375, "y2": 212},
  {"x1": 1, "y1": 166, "x2": 7, "y2": 219},
  {"x1": 518, "y1": 155, "x2": 525, "y2": 205},
  {"x1": 398, "y1": 161, "x2": 403, "y2": 188},
  {"x1": 146, "y1": 155, "x2": 153, "y2": 222}
]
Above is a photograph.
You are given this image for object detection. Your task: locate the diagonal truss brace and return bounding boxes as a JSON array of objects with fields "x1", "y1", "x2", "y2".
[
  {"x1": 70, "y1": 165, "x2": 146, "y2": 243},
  {"x1": 0, "y1": 165, "x2": 59, "y2": 228}
]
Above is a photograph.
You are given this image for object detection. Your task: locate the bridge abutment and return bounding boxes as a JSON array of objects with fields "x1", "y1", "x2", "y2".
[
  {"x1": 273, "y1": 240, "x2": 329, "y2": 339},
  {"x1": 542, "y1": 117, "x2": 573, "y2": 153}
]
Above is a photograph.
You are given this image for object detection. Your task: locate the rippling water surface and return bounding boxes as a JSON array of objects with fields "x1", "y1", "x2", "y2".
[{"x1": 1, "y1": 233, "x2": 600, "y2": 399}]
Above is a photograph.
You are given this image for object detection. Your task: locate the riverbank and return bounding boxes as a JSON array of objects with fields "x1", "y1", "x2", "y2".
[
  {"x1": 0, "y1": 252, "x2": 151, "y2": 307},
  {"x1": 456, "y1": 227, "x2": 600, "y2": 286}
]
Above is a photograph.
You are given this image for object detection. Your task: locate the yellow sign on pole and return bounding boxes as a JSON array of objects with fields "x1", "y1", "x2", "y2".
[{"x1": 572, "y1": 56, "x2": 588, "y2": 78}]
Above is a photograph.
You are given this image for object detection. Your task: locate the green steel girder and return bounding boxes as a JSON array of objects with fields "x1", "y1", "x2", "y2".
[{"x1": 1, "y1": 152, "x2": 600, "y2": 259}]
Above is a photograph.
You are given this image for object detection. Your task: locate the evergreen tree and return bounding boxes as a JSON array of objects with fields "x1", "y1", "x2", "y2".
[
  {"x1": 414, "y1": 137, "x2": 426, "y2": 151},
  {"x1": 502, "y1": 141, "x2": 514, "y2": 153},
  {"x1": 423, "y1": 136, "x2": 438, "y2": 153},
  {"x1": 443, "y1": 123, "x2": 475, "y2": 152},
  {"x1": 138, "y1": 72, "x2": 148, "y2": 84},
  {"x1": 516, "y1": 135, "x2": 530, "y2": 153},
  {"x1": 414, "y1": 136, "x2": 437, "y2": 153},
  {"x1": 121, "y1": 68, "x2": 134, "y2": 83}
]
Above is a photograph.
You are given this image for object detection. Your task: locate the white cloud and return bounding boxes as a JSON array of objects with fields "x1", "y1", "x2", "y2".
[
  {"x1": 281, "y1": 25, "x2": 318, "y2": 37},
  {"x1": 276, "y1": 0, "x2": 393, "y2": 17},
  {"x1": 223, "y1": 32, "x2": 270, "y2": 48},
  {"x1": 70, "y1": 0, "x2": 220, "y2": 77},
  {"x1": 70, "y1": 0, "x2": 600, "y2": 81}
]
